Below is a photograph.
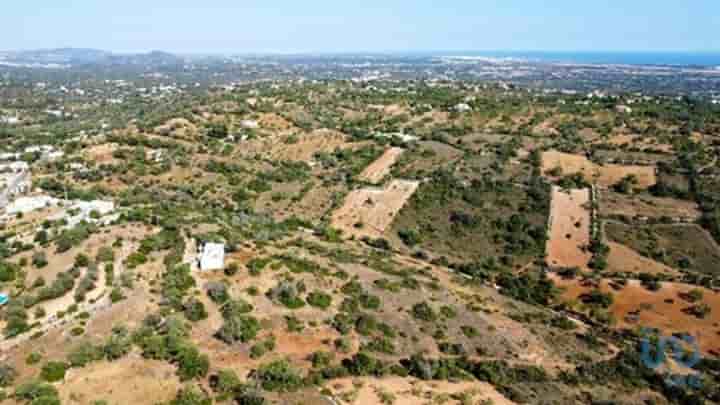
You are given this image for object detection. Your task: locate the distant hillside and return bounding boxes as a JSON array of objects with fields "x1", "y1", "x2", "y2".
[{"x1": 0, "y1": 48, "x2": 184, "y2": 67}]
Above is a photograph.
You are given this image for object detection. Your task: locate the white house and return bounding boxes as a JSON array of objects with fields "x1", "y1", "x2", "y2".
[
  {"x1": 453, "y1": 103, "x2": 472, "y2": 113},
  {"x1": 6, "y1": 196, "x2": 60, "y2": 215},
  {"x1": 616, "y1": 105, "x2": 633, "y2": 114},
  {"x1": 240, "y1": 120, "x2": 259, "y2": 129},
  {"x1": 198, "y1": 242, "x2": 225, "y2": 271}
]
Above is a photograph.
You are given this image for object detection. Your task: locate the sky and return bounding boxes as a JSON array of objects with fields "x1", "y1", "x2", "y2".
[{"x1": 1, "y1": 0, "x2": 718, "y2": 54}]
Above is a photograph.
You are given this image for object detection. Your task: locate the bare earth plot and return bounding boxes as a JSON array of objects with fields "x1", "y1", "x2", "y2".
[
  {"x1": 331, "y1": 179, "x2": 419, "y2": 239},
  {"x1": 605, "y1": 241, "x2": 679, "y2": 276},
  {"x1": 358, "y1": 147, "x2": 405, "y2": 184},
  {"x1": 606, "y1": 222, "x2": 720, "y2": 276},
  {"x1": 550, "y1": 274, "x2": 720, "y2": 355},
  {"x1": 59, "y1": 355, "x2": 181, "y2": 405},
  {"x1": 546, "y1": 186, "x2": 592, "y2": 269},
  {"x1": 328, "y1": 377, "x2": 516, "y2": 405},
  {"x1": 238, "y1": 128, "x2": 355, "y2": 161},
  {"x1": 600, "y1": 191, "x2": 701, "y2": 221},
  {"x1": 542, "y1": 150, "x2": 657, "y2": 189}
]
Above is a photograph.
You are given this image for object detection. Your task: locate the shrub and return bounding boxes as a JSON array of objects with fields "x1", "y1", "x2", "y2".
[
  {"x1": 252, "y1": 360, "x2": 304, "y2": 392},
  {"x1": 206, "y1": 282, "x2": 230, "y2": 304},
  {"x1": 440, "y1": 305, "x2": 457, "y2": 319},
  {"x1": 14, "y1": 380, "x2": 59, "y2": 404},
  {"x1": 32, "y1": 252, "x2": 48, "y2": 268},
  {"x1": 166, "y1": 387, "x2": 212, "y2": 405},
  {"x1": 267, "y1": 281, "x2": 305, "y2": 309},
  {"x1": 411, "y1": 302, "x2": 437, "y2": 322},
  {"x1": 74, "y1": 254, "x2": 90, "y2": 268},
  {"x1": 307, "y1": 291, "x2": 332, "y2": 309},
  {"x1": 210, "y1": 369, "x2": 242, "y2": 395},
  {"x1": 0, "y1": 365, "x2": 17, "y2": 387},
  {"x1": 580, "y1": 290, "x2": 614, "y2": 308},
  {"x1": 224, "y1": 262, "x2": 239, "y2": 276},
  {"x1": 216, "y1": 316, "x2": 261, "y2": 344},
  {"x1": 67, "y1": 344, "x2": 104, "y2": 367},
  {"x1": 96, "y1": 246, "x2": 115, "y2": 263},
  {"x1": 250, "y1": 337, "x2": 276, "y2": 359},
  {"x1": 0, "y1": 261, "x2": 18, "y2": 282},
  {"x1": 359, "y1": 293, "x2": 381, "y2": 310},
  {"x1": 460, "y1": 325, "x2": 478, "y2": 338},
  {"x1": 184, "y1": 299, "x2": 208, "y2": 322},
  {"x1": 40, "y1": 361, "x2": 68, "y2": 382},
  {"x1": 398, "y1": 229, "x2": 422, "y2": 247},
  {"x1": 175, "y1": 346, "x2": 210, "y2": 381}
]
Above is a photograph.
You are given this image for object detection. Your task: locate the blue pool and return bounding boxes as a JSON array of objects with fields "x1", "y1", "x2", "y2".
[{"x1": 0, "y1": 293, "x2": 8, "y2": 305}]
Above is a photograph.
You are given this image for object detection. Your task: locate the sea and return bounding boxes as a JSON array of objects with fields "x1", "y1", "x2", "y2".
[{"x1": 429, "y1": 51, "x2": 720, "y2": 68}]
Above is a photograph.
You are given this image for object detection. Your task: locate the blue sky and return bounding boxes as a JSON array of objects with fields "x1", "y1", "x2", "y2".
[{"x1": 1, "y1": 1, "x2": 718, "y2": 53}]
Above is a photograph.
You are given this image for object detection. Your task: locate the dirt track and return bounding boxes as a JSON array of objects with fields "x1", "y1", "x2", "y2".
[{"x1": 358, "y1": 147, "x2": 404, "y2": 184}]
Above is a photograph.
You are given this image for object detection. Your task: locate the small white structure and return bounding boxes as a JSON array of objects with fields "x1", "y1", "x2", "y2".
[
  {"x1": 0, "y1": 161, "x2": 29, "y2": 173},
  {"x1": 0, "y1": 116, "x2": 19, "y2": 125},
  {"x1": 453, "y1": 103, "x2": 472, "y2": 113},
  {"x1": 198, "y1": 242, "x2": 225, "y2": 271},
  {"x1": 616, "y1": 105, "x2": 633, "y2": 114},
  {"x1": 48, "y1": 200, "x2": 116, "y2": 228},
  {"x1": 374, "y1": 132, "x2": 419, "y2": 143},
  {"x1": 45, "y1": 150, "x2": 65, "y2": 161},
  {"x1": 6, "y1": 196, "x2": 60, "y2": 215},
  {"x1": 0, "y1": 153, "x2": 20, "y2": 161},
  {"x1": 240, "y1": 120, "x2": 259, "y2": 129}
]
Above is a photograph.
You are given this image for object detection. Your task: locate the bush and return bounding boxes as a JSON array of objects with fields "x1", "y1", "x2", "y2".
[
  {"x1": 267, "y1": 281, "x2": 305, "y2": 309},
  {"x1": 250, "y1": 337, "x2": 276, "y2": 359},
  {"x1": 580, "y1": 290, "x2": 614, "y2": 308},
  {"x1": 67, "y1": 343, "x2": 104, "y2": 367},
  {"x1": 96, "y1": 246, "x2": 115, "y2": 263},
  {"x1": 307, "y1": 291, "x2": 332, "y2": 309},
  {"x1": 216, "y1": 316, "x2": 261, "y2": 344},
  {"x1": 40, "y1": 361, "x2": 68, "y2": 382},
  {"x1": 32, "y1": 252, "x2": 48, "y2": 268},
  {"x1": 175, "y1": 346, "x2": 210, "y2": 381},
  {"x1": 206, "y1": 282, "x2": 230, "y2": 304},
  {"x1": 184, "y1": 299, "x2": 208, "y2": 322},
  {"x1": 0, "y1": 261, "x2": 19, "y2": 282},
  {"x1": 224, "y1": 262, "x2": 239, "y2": 276},
  {"x1": 210, "y1": 369, "x2": 242, "y2": 395},
  {"x1": 411, "y1": 302, "x2": 437, "y2": 322},
  {"x1": 0, "y1": 365, "x2": 17, "y2": 387},
  {"x1": 166, "y1": 387, "x2": 212, "y2": 405},
  {"x1": 398, "y1": 229, "x2": 422, "y2": 247},
  {"x1": 74, "y1": 253, "x2": 90, "y2": 268},
  {"x1": 14, "y1": 380, "x2": 59, "y2": 404},
  {"x1": 252, "y1": 360, "x2": 304, "y2": 392}
]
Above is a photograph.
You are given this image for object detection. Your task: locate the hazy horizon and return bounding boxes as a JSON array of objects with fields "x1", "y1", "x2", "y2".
[{"x1": 1, "y1": 1, "x2": 718, "y2": 54}]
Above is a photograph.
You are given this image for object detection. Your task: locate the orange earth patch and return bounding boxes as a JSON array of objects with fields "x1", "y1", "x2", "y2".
[
  {"x1": 542, "y1": 150, "x2": 657, "y2": 189},
  {"x1": 550, "y1": 274, "x2": 720, "y2": 355},
  {"x1": 546, "y1": 186, "x2": 592, "y2": 269}
]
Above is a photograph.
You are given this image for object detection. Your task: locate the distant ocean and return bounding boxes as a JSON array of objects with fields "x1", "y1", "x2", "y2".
[{"x1": 431, "y1": 51, "x2": 720, "y2": 67}]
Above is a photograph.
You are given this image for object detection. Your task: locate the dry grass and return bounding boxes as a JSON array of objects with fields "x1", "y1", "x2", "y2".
[
  {"x1": 542, "y1": 150, "x2": 657, "y2": 188},
  {"x1": 331, "y1": 180, "x2": 419, "y2": 239},
  {"x1": 600, "y1": 191, "x2": 701, "y2": 221}
]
